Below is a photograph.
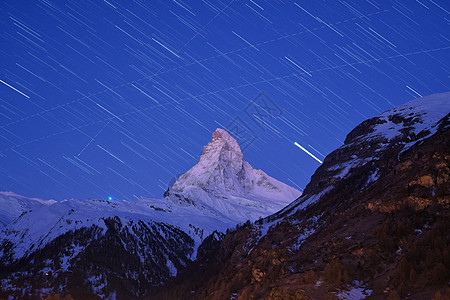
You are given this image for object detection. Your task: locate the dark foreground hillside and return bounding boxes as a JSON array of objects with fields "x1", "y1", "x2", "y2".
[{"x1": 153, "y1": 112, "x2": 450, "y2": 299}]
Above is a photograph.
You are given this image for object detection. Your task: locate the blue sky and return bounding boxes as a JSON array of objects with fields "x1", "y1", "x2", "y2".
[{"x1": 0, "y1": 0, "x2": 449, "y2": 201}]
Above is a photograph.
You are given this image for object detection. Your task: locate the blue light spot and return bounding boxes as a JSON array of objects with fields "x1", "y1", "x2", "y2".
[{"x1": 108, "y1": 196, "x2": 112, "y2": 200}]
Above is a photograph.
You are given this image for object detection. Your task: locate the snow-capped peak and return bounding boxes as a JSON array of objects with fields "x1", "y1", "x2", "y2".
[
  {"x1": 168, "y1": 128, "x2": 301, "y2": 222},
  {"x1": 171, "y1": 128, "x2": 246, "y2": 193},
  {"x1": 199, "y1": 128, "x2": 244, "y2": 175},
  {"x1": 209, "y1": 128, "x2": 241, "y2": 153}
]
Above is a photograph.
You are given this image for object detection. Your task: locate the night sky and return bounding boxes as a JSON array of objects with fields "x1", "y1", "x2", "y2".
[{"x1": 0, "y1": 0, "x2": 449, "y2": 201}]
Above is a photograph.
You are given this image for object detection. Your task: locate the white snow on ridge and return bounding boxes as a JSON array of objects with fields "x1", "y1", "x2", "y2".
[
  {"x1": 370, "y1": 92, "x2": 449, "y2": 142},
  {"x1": 273, "y1": 185, "x2": 334, "y2": 218},
  {"x1": 333, "y1": 93, "x2": 449, "y2": 184},
  {"x1": 294, "y1": 185, "x2": 334, "y2": 213},
  {"x1": 325, "y1": 92, "x2": 449, "y2": 185},
  {"x1": 1, "y1": 197, "x2": 233, "y2": 260},
  {"x1": 328, "y1": 157, "x2": 375, "y2": 179},
  {"x1": 0, "y1": 191, "x2": 56, "y2": 229}
]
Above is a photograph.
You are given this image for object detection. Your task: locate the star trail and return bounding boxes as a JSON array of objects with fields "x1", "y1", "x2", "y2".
[{"x1": 0, "y1": 0, "x2": 449, "y2": 201}]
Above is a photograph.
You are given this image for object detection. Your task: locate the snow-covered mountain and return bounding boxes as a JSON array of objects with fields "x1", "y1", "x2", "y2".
[
  {"x1": 0, "y1": 192, "x2": 55, "y2": 230},
  {"x1": 166, "y1": 128, "x2": 301, "y2": 222},
  {"x1": 0, "y1": 128, "x2": 300, "y2": 299}
]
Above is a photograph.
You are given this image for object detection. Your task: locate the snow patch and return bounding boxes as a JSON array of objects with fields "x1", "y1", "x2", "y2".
[
  {"x1": 338, "y1": 281, "x2": 372, "y2": 300},
  {"x1": 60, "y1": 243, "x2": 84, "y2": 271},
  {"x1": 360, "y1": 92, "x2": 449, "y2": 148},
  {"x1": 165, "y1": 255, "x2": 177, "y2": 277},
  {"x1": 328, "y1": 158, "x2": 374, "y2": 179},
  {"x1": 88, "y1": 274, "x2": 107, "y2": 298},
  {"x1": 365, "y1": 169, "x2": 379, "y2": 186},
  {"x1": 293, "y1": 185, "x2": 334, "y2": 213},
  {"x1": 290, "y1": 227, "x2": 315, "y2": 250}
]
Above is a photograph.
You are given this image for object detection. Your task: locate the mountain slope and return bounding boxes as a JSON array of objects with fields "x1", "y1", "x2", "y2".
[
  {"x1": 154, "y1": 92, "x2": 450, "y2": 300},
  {"x1": 0, "y1": 129, "x2": 300, "y2": 299},
  {"x1": 0, "y1": 192, "x2": 55, "y2": 230},
  {"x1": 273, "y1": 91, "x2": 449, "y2": 219}
]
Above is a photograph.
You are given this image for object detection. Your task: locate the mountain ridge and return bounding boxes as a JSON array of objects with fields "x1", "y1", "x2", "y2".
[{"x1": 268, "y1": 92, "x2": 450, "y2": 221}]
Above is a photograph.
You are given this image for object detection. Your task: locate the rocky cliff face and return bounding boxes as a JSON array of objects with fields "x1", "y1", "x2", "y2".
[{"x1": 154, "y1": 92, "x2": 450, "y2": 300}]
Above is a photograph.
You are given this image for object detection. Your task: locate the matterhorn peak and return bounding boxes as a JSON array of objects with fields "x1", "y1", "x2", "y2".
[
  {"x1": 198, "y1": 128, "x2": 243, "y2": 172},
  {"x1": 167, "y1": 128, "x2": 301, "y2": 222},
  {"x1": 210, "y1": 128, "x2": 236, "y2": 144},
  {"x1": 200, "y1": 128, "x2": 244, "y2": 163}
]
